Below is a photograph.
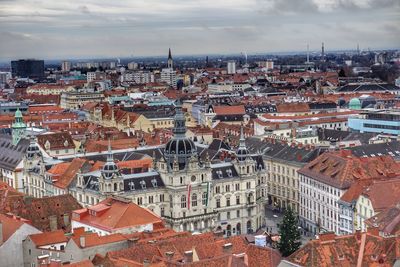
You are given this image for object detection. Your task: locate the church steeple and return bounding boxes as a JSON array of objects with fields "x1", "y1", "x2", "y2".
[
  {"x1": 12, "y1": 108, "x2": 26, "y2": 145},
  {"x1": 102, "y1": 139, "x2": 119, "y2": 179},
  {"x1": 236, "y1": 125, "x2": 250, "y2": 161},
  {"x1": 168, "y1": 48, "x2": 173, "y2": 69},
  {"x1": 164, "y1": 99, "x2": 197, "y2": 171}
]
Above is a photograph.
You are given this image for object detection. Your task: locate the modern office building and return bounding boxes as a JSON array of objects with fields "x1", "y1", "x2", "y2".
[
  {"x1": 348, "y1": 110, "x2": 400, "y2": 136},
  {"x1": 11, "y1": 59, "x2": 45, "y2": 78}
]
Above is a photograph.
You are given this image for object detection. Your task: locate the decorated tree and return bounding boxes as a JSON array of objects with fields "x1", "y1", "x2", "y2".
[{"x1": 277, "y1": 207, "x2": 301, "y2": 257}]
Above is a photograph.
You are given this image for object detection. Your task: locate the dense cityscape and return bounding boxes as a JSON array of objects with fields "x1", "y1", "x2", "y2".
[{"x1": 1, "y1": 0, "x2": 400, "y2": 267}]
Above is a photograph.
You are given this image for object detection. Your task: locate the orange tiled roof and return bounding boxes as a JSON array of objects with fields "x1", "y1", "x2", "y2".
[
  {"x1": 0, "y1": 213, "x2": 29, "y2": 243},
  {"x1": 29, "y1": 229, "x2": 68, "y2": 247},
  {"x1": 287, "y1": 230, "x2": 399, "y2": 267},
  {"x1": 361, "y1": 178, "x2": 400, "y2": 211},
  {"x1": 299, "y1": 152, "x2": 400, "y2": 189},
  {"x1": 53, "y1": 158, "x2": 89, "y2": 189},
  {"x1": 72, "y1": 197, "x2": 162, "y2": 232},
  {"x1": 276, "y1": 102, "x2": 310, "y2": 113},
  {"x1": 63, "y1": 260, "x2": 94, "y2": 267},
  {"x1": 71, "y1": 232, "x2": 127, "y2": 248},
  {"x1": 213, "y1": 105, "x2": 245, "y2": 115}
]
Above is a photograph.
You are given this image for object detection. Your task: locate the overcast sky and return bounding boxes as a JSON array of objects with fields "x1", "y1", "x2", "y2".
[{"x1": 0, "y1": 0, "x2": 399, "y2": 60}]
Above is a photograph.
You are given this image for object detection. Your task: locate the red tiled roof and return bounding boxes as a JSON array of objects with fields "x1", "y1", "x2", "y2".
[
  {"x1": 213, "y1": 105, "x2": 245, "y2": 115},
  {"x1": 299, "y1": 152, "x2": 400, "y2": 189},
  {"x1": 63, "y1": 260, "x2": 94, "y2": 267},
  {"x1": 287, "y1": 230, "x2": 399, "y2": 267},
  {"x1": 37, "y1": 132, "x2": 76, "y2": 150},
  {"x1": 72, "y1": 232, "x2": 127, "y2": 248},
  {"x1": 1, "y1": 194, "x2": 82, "y2": 232},
  {"x1": 53, "y1": 158, "x2": 90, "y2": 189},
  {"x1": 72, "y1": 197, "x2": 162, "y2": 232},
  {"x1": 361, "y1": 178, "x2": 400, "y2": 211},
  {"x1": 29, "y1": 229, "x2": 68, "y2": 247},
  {"x1": 276, "y1": 102, "x2": 310, "y2": 113},
  {"x1": 0, "y1": 213, "x2": 29, "y2": 243}
]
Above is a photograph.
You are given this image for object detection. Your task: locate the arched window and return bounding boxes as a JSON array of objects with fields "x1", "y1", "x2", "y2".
[
  {"x1": 192, "y1": 193, "x2": 197, "y2": 207},
  {"x1": 114, "y1": 183, "x2": 118, "y2": 191},
  {"x1": 181, "y1": 195, "x2": 187, "y2": 208}
]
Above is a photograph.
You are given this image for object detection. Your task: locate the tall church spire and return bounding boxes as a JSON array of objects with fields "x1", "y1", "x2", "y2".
[{"x1": 168, "y1": 48, "x2": 173, "y2": 69}]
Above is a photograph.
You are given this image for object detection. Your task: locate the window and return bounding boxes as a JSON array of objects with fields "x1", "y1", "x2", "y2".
[
  {"x1": 225, "y1": 185, "x2": 230, "y2": 192},
  {"x1": 160, "y1": 194, "x2": 165, "y2": 202},
  {"x1": 137, "y1": 197, "x2": 143, "y2": 205},
  {"x1": 216, "y1": 198, "x2": 221, "y2": 208},
  {"x1": 246, "y1": 182, "x2": 251, "y2": 189},
  {"x1": 181, "y1": 195, "x2": 187, "y2": 208},
  {"x1": 149, "y1": 196, "x2": 154, "y2": 204},
  {"x1": 227, "y1": 211, "x2": 231, "y2": 219},
  {"x1": 215, "y1": 186, "x2": 220, "y2": 194},
  {"x1": 235, "y1": 183, "x2": 240, "y2": 191},
  {"x1": 202, "y1": 192, "x2": 207, "y2": 206},
  {"x1": 236, "y1": 195, "x2": 240, "y2": 205},
  {"x1": 237, "y1": 210, "x2": 240, "y2": 218},
  {"x1": 226, "y1": 197, "x2": 231, "y2": 207},
  {"x1": 161, "y1": 207, "x2": 165, "y2": 216},
  {"x1": 192, "y1": 193, "x2": 198, "y2": 207}
]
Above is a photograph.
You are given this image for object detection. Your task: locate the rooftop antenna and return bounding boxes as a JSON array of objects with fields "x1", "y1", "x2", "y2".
[{"x1": 307, "y1": 44, "x2": 310, "y2": 63}]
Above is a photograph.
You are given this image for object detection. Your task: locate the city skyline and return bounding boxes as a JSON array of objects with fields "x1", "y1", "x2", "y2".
[{"x1": 0, "y1": 0, "x2": 399, "y2": 60}]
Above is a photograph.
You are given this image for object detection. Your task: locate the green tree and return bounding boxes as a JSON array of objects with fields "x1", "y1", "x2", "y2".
[{"x1": 277, "y1": 207, "x2": 301, "y2": 257}]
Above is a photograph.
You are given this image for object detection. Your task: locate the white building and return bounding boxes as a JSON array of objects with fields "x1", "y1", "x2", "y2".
[
  {"x1": 61, "y1": 61, "x2": 71, "y2": 72},
  {"x1": 227, "y1": 60, "x2": 236, "y2": 74},
  {"x1": 160, "y1": 68, "x2": 177, "y2": 89}
]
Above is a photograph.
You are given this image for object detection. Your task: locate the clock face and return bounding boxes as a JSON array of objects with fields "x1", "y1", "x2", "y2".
[{"x1": 191, "y1": 175, "x2": 196, "y2": 182}]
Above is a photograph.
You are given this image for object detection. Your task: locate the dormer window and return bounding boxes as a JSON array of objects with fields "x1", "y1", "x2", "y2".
[
  {"x1": 217, "y1": 170, "x2": 223, "y2": 178},
  {"x1": 140, "y1": 180, "x2": 146, "y2": 189},
  {"x1": 128, "y1": 181, "x2": 135, "y2": 191},
  {"x1": 151, "y1": 178, "x2": 157, "y2": 187},
  {"x1": 226, "y1": 169, "x2": 232, "y2": 177}
]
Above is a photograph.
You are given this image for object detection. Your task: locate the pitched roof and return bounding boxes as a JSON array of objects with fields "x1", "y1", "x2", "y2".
[
  {"x1": 0, "y1": 194, "x2": 82, "y2": 232},
  {"x1": 299, "y1": 152, "x2": 400, "y2": 189},
  {"x1": 71, "y1": 231, "x2": 127, "y2": 248},
  {"x1": 0, "y1": 134, "x2": 29, "y2": 171},
  {"x1": 72, "y1": 197, "x2": 162, "y2": 232},
  {"x1": 361, "y1": 178, "x2": 400, "y2": 211},
  {"x1": 287, "y1": 231, "x2": 400, "y2": 267},
  {"x1": 53, "y1": 158, "x2": 90, "y2": 189},
  {"x1": 213, "y1": 105, "x2": 245, "y2": 115},
  {"x1": 101, "y1": 232, "x2": 281, "y2": 267},
  {"x1": 365, "y1": 205, "x2": 400, "y2": 235},
  {"x1": 37, "y1": 132, "x2": 75, "y2": 150},
  {"x1": 276, "y1": 102, "x2": 310, "y2": 113},
  {"x1": 29, "y1": 229, "x2": 68, "y2": 247},
  {"x1": 0, "y1": 213, "x2": 29, "y2": 243}
]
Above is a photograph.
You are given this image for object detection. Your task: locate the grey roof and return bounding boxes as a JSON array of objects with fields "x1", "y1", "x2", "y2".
[
  {"x1": 123, "y1": 172, "x2": 165, "y2": 191},
  {"x1": 246, "y1": 137, "x2": 322, "y2": 164},
  {"x1": 337, "y1": 83, "x2": 399, "y2": 92},
  {"x1": 347, "y1": 141, "x2": 400, "y2": 158},
  {"x1": 211, "y1": 163, "x2": 239, "y2": 180},
  {"x1": 0, "y1": 134, "x2": 29, "y2": 171}
]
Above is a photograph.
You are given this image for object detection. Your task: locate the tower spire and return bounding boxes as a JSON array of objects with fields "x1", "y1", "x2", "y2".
[
  {"x1": 107, "y1": 138, "x2": 113, "y2": 162},
  {"x1": 239, "y1": 125, "x2": 246, "y2": 149},
  {"x1": 168, "y1": 48, "x2": 173, "y2": 69},
  {"x1": 172, "y1": 99, "x2": 186, "y2": 138}
]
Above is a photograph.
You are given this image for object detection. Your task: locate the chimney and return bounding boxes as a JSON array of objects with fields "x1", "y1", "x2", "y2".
[
  {"x1": 319, "y1": 232, "x2": 336, "y2": 242},
  {"x1": 223, "y1": 243, "x2": 233, "y2": 253},
  {"x1": 143, "y1": 259, "x2": 150, "y2": 267},
  {"x1": 0, "y1": 222, "x2": 3, "y2": 246},
  {"x1": 165, "y1": 251, "x2": 174, "y2": 260},
  {"x1": 49, "y1": 215, "x2": 58, "y2": 231},
  {"x1": 184, "y1": 250, "x2": 193, "y2": 263},
  {"x1": 80, "y1": 235, "x2": 86, "y2": 248}
]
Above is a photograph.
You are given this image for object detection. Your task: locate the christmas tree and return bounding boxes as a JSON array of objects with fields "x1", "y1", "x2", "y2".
[{"x1": 277, "y1": 207, "x2": 301, "y2": 257}]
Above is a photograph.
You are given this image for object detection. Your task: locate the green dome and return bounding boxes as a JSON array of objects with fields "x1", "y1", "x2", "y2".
[
  {"x1": 349, "y1": 98, "x2": 361, "y2": 110},
  {"x1": 15, "y1": 108, "x2": 23, "y2": 118}
]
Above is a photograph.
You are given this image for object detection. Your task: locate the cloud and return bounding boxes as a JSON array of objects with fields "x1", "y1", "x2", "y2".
[{"x1": 0, "y1": 0, "x2": 399, "y2": 59}]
